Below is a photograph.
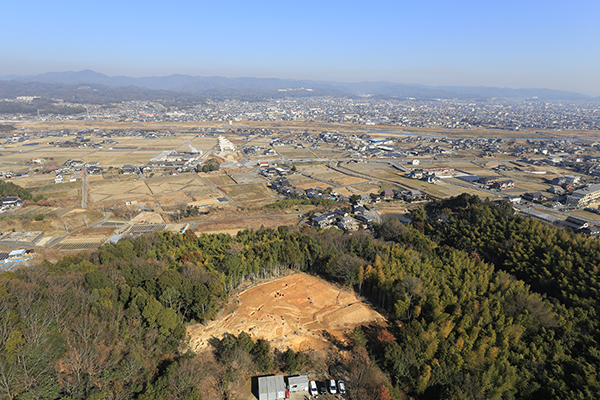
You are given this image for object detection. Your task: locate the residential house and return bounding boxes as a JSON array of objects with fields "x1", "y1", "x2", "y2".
[
  {"x1": 563, "y1": 216, "x2": 589, "y2": 231},
  {"x1": 380, "y1": 189, "x2": 395, "y2": 200},
  {"x1": 1, "y1": 197, "x2": 21, "y2": 207},
  {"x1": 522, "y1": 192, "x2": 547, "y2": 202},
  {"x1": 491, "y1": 180, "x2": 515, "y2": 190}
]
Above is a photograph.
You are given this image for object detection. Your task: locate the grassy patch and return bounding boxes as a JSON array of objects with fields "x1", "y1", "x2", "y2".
[{"x1": 263, "y1": 197, "x2": 338, "y2": 210}]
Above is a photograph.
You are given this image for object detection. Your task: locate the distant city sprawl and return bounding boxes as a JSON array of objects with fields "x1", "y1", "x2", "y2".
[{"x1": 1, "y1": 96, "x2": 599, "y2": 131}]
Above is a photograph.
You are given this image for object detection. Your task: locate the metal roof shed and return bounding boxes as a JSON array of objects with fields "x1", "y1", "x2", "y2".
[
  {"x1": 287, "y1": 375, "x2": 309, "y2": 393},
  {"x1": 8, "y1": 249, "x2": 26, "y2": 258},
  {"x1": 258, "y1": 375, "x2": 286, "y2": 400}
]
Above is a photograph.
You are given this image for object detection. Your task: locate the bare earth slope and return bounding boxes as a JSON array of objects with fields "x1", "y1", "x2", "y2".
[{"x1": 187, "y1": 273, "x2": 387, "y2": 353}]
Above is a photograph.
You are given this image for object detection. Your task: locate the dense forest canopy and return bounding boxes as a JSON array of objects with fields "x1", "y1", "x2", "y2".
[{"x1": 0, "y1": 195, "x2": 599, "y2": 399}]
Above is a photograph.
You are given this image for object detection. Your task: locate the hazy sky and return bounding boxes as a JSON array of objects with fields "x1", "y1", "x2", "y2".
[{"x1": 2, "y1": 0, "x2": 599, "y2": 95}]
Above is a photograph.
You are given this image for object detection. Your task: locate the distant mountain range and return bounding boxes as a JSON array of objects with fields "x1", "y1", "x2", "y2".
[{"x1": 1, "y1": 69, "x2": 598, "y2": 102}]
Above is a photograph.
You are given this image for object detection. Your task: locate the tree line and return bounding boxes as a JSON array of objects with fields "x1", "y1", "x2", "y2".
[{"x1": 0, "y1": 197, "x2": 599, "y2": 398}]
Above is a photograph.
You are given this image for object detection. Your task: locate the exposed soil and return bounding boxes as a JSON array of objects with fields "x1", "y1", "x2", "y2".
[{"x1": 187, "y1": 273, "x2": 387, "y2": 353}]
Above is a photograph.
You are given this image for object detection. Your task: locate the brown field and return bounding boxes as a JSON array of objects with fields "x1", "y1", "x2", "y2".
[
  {"x1": 33, "y1": 187, "x2": 82, "y2": 208},
  {"x1": 277, "y1": 147, "x2": 323, "y2": 159},
  {"x1": 220, "y1": 183, "x2": 277, "y2": 207},
  {"x1": 335, "y1": 176, "x2": 368, "y2": 186},
  {"x1": 87, "y1": 174, "x2": 214, "y2": 206},
  {"x1": 13, "y1": 175, "x2": 56, "y2": 189},
  {"x1": 343, "y1": 182, "x2": 382, "y2": 194},
  {"x1": 131, "y1": 211, "x2": 165, "y2": 224},
  {"x1": 89, "y1": 179, "x2": 151, "y2": 203},
  {"x1": 205, "y1": 174, "x2": 236, "y2": 186},
  {"x1": 298, "y1": 165, "x2": 367, "y2": 187},
  {"x1": 288, "y1": 178, "x2": 330, "y2": 191},
  {"x1": 454, "y1": 166, "x2": 501, "y2": 176},
  {"x1": 3, "y1": 150, "x2": 95, "y2": 166},
  {"x1": 16, "y1": 120, "x2": 600, "y2": 140},
  {"x1": 145, "y1": 174, "x2": 208, "y2": 196},
  {"x1": 156, "y1": 192, "x2": 197, "y2": 210},
  {"x1": 70, "y1": 227, "x2": 116, "y2": 237},
  {"x1": 310, "y1": 148, "x2": 346, "y2": 157},
  {"x1": 334, "y1": 187, "x2": 360, "y2": 197},
  {"x1": 343, "y1": 162, "x2": 398, "y2": 177},
  {"x1": 195, "y1": 215, "x2": 300, "y2": 234},
  {"x1": 0, "y1": 134, "x2": 221, "y2": 170},
  {"x1": 99, "y1": 151, "x2": 158, "y2": 166},
  {"x1": 187, "y1": 273, "x2": 387, "y2": 353},
  {"x1": 59, "y1": 235, "x2": 106, "y2": 244},
  {"x1": 0, "y1": 207, "x2": 104, "y2": 238},
  {"x1": 296, "y1": 164, "x2": 329, "y2": 175}
]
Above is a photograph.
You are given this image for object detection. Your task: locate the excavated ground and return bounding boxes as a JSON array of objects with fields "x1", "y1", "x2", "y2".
[{"x1": 187, "y1": 273, "x2": 387, "y2": 353}]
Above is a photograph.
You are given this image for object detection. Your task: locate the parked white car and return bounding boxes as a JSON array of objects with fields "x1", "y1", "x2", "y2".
[
  {"x1": 329, "y1": 379, "x2": 337, "y2": 394},
  {"x1": 337, "y1": 380, "x2": 346, "y2": 394}
]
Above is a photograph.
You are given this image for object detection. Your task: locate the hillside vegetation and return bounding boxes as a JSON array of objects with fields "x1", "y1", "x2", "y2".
[
  {"x1": 0, "y1": 195, "x2": 599, "y2": 399},
  {"x1": 0, "y1": 180, "x2": 40, "y2": 201}
]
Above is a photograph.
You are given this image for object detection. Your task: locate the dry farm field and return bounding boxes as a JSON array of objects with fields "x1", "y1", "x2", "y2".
[
  {"x1": 194, "y1": 215, "x2": 300, "y2": 235},
  {"x1": 89, "y1": 179, "x2": 151, "y2": 203},
  {"x1": 145, "y1": 174, "x2": 208, "y2": 196},
  {"x1": 220, "y1": 183, "x2": 276, "y2": 207},
  {"x1": 205, "y1": 173, "x2": 237, "y2": 186}
]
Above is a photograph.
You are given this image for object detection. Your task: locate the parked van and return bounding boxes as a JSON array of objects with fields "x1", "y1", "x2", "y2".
[{"x1": 309, "y1": 380, "x2": 318, "y2": 397}]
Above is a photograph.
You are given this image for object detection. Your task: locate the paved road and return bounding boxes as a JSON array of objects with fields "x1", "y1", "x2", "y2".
[{"x1": 81, "y1": 167, "x2": 87, "y2": 208}]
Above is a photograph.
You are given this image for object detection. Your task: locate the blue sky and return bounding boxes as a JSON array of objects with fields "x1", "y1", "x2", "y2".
[{"x1": 2, "y1": 0, "x2": 599, "y2": 95}]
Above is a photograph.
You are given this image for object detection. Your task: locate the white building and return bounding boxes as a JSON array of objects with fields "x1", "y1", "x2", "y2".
[
  {"x1": 218, "y1": 136, "x2": 236, "y2": 152},
  {"x1": 568, "y1": 183, "x2": 600, "y2": 208}
]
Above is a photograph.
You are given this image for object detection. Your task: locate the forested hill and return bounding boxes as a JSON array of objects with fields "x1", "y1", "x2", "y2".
[
  {"x1": 416, "y1": 194, "x2": 600, "y2": 398},
  {"x1": 1, "y1": 198, "x2": 599, "y2": 399},
  {"x1": 0, "y1": 180, "x2": 38, "y2": 201}
]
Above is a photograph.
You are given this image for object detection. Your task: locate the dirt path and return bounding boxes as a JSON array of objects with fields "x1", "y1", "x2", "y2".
[{"x1": 187, "y1": 273, "x2": 387, "y2": 353}]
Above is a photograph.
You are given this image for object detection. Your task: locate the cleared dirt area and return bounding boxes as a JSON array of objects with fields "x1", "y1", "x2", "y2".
[
  {"x1": 187, "y1": 273, "x2": 387, "y2": 353},
  {"x1": 131, "y1": 211, "x2": 164, "y2": 224}
]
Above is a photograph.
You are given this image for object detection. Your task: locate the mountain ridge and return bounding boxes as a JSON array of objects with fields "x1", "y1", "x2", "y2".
[{"x1": 1, "y1": 69, "x2": 597, "y2": 101}]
